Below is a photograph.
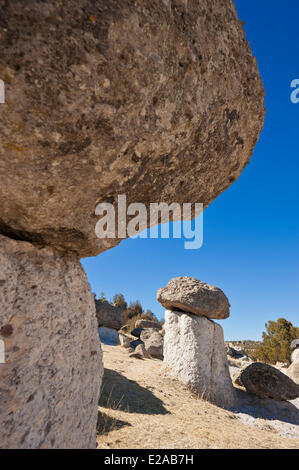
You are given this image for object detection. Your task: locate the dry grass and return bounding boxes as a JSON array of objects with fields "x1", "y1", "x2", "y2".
[{"x1": 97, "y1": 344, "x2": 299, "y2": 449}]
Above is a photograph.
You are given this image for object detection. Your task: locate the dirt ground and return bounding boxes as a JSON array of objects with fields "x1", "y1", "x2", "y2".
[{"x1": 97, "y1": 344, "x2": 299, "y2": 449}]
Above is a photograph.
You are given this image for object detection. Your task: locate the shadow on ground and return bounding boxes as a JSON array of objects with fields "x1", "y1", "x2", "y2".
[
  {"x1": 99, "y1": 368, "x2": 169, "y2": 415},
  {"x1": 97, "y1": 410, "x2": 131, "y2": 435},
  {"x1": 233, "y1": 389, "x2": 299, "y2": 427}
]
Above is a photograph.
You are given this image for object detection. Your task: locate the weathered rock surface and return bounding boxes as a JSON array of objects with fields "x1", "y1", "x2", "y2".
[
  {"x1": 99, "y1": 327, "x2": 120, "y2": 346},
  {"x1": 0, "y1": 235, "x2": 102, "y2": 449},
  {"x1": 131, "y1": 343, "x2": 151, "y2": 359},
  {"x1": 0, "y1": 0, "x2": 265, "y2": 257},
  {"x1": 95, "y1": 300, "x2": 125, "y2": 331},
  {"x1": 157, "y1": 277, "x2": 230, "y2": 319},
  {"x1": 129, "y1": 339, "x2": 143, "y2": 350},
  {"x1": 232, "y1": 367, "x2": 246, "y2": 387},
  {"x1": 226, "y1": 345, "x2": 246, "y2": 359},
  {"x1": 240, "y1": 363, "x2": 299, "y2": 401},
  {"x1": 163, "y1": 310, "x2": 236, "y2": 407},
  {"x1": 291, "y1": 339, "x2": 299, "y2": 350},
  {"x1": 287, "y1": 362, "x2": 299, "y2": 385},
  {"x1": 131, "y1": 327, "x2": 143, "y2": 339},
  {"x1": 135, "y1": 319, "x2": 162, "y2": 330},
  {"x1": 140, "y1": 328, "x2": 159, "y2": 343},
  {"x1": 119, "y1": 332, "x2": 132, "y2": 349},
  {"x1": 143, "y1": 331, "x2": 164, "y2": 359},
  {"x1": 291, "y1": 349, "x2": 299, "y2": 364}
]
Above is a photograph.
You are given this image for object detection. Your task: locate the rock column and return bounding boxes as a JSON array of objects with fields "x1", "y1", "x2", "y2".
[{"x1": 0, "y1": 236, "x2": 103, "y2": 448}]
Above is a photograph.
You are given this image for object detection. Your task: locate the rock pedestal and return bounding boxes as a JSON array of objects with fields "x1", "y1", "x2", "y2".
[
  {"x1": 0, "y1": 236, "x2": 102, "y2": 449},
  {"x1": 163, "y1": 310, "x2": 237, "y2": 408}
]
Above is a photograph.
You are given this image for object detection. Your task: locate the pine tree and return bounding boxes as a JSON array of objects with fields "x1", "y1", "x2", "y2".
[{"x1": 252, "y1": 318, "x2": 299, "y2": 364}]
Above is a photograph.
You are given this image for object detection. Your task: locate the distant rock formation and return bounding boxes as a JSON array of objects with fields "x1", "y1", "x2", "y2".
[
  {"x1": 135, "y1": 319, "x2": 162, "y2": 330},
  {"x1": 96, "y1": 300, "x2": 125, "y2": 331},
  {"x1": 143, "y1": 330, "x2": 164, "y2": 359},
  {"x1": 158, "y1": 277, "x2": 236, "y2": 408}
]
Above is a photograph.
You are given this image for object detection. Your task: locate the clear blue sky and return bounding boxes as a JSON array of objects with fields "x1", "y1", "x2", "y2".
[{"x1": 82, "y1": 1, "x2": 299, "y2": 341}]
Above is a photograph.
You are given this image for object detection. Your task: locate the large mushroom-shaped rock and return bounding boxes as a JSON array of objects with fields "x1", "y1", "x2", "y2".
[
  {"x1": 157, "y1": 277, "x2": 230, "y2": 319},
  {"x1": 0, "y1": 235, "x2": 102, "y2": 449},
  {"x1": 0, "y1": 0, "x2": 265, "y2": 257},
  {"x1": 135, "y1": 319, "x2": 162, "y2": 330},
  {"x1": 163, "y1": 310, "x2": 237, "y2": 408},
  {"x1": 240, "y1": 363, "x2": 299, "y2": 401},
  {"x1": 95, "y1": 300, "x2": 125, "y2": 331}
]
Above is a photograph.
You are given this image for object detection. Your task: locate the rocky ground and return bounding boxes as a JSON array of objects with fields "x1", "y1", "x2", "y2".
[{"x1": 97, "y1": 344, "x2": 299, "y2": 449}]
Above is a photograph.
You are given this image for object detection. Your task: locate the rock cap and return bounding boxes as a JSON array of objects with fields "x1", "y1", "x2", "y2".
[{"x1": 157, "y1": 277, "x2": 230, "y2": 319}]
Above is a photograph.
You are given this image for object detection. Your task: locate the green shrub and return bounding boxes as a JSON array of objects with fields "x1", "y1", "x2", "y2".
[{"x1": 252, "y1": 318, "x2": 299, "y2": 364}]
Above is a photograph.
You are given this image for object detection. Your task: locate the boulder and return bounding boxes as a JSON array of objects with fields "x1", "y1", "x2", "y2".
[
  {"x1": 157, "y1": 277, "x2": 230, "y2": 319},
  {"x1": 129, "y1": 339, "x2": 143, "y2": 350},
  {"x1": 140, "y1": 328, "x2": 159, "y2": 342},
  {"x1": 0, "y1": 235, "x2": 102, "y2": 449},
  {"x1": 135, "y1": 344, "x2": 151, "y2": 359},
  {"x1": 232, "y1": 367, "x2": 246, "y2": 387},
  {"x1": 99, "y1": 327, "x2": 120, "y2": 346},
  {"x1": 240, "y1": 363, "x2": 299, "y2": 401},
  {"x1": 131, "y1": 328, "x2": 143, "y2": 339},
  {"x1": 143, "y1": 331, "x2": 164, "y2": 359},
  {"x1": 135, "y1": 319, "x2": 162, "y2": 330},
  {"x1": 0, "y1": 0, "x2": 265, "y2": 257},
  {"x1": 119, "y1": 332, "x2": 131, "y2": 349},
  {"x1": 287, "y1": 362, "x2": 299, "y2": 385},
  {"x1": 95, "y1": 300, "x2": 125, "y2": 331},
  {"x1": 226, "y1": 344, "x2": 247, "y2": 358},
  {"x1": 291, "y1": 339, "x2": 299, "y2": 350},
  {"x1": 163, "y1": 310, "x2": 237, "y2": 407}
]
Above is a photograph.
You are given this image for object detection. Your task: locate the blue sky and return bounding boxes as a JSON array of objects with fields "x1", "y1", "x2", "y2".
[{"x1": 82, "y1": 1, "x2": 299, "y2": 341}]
